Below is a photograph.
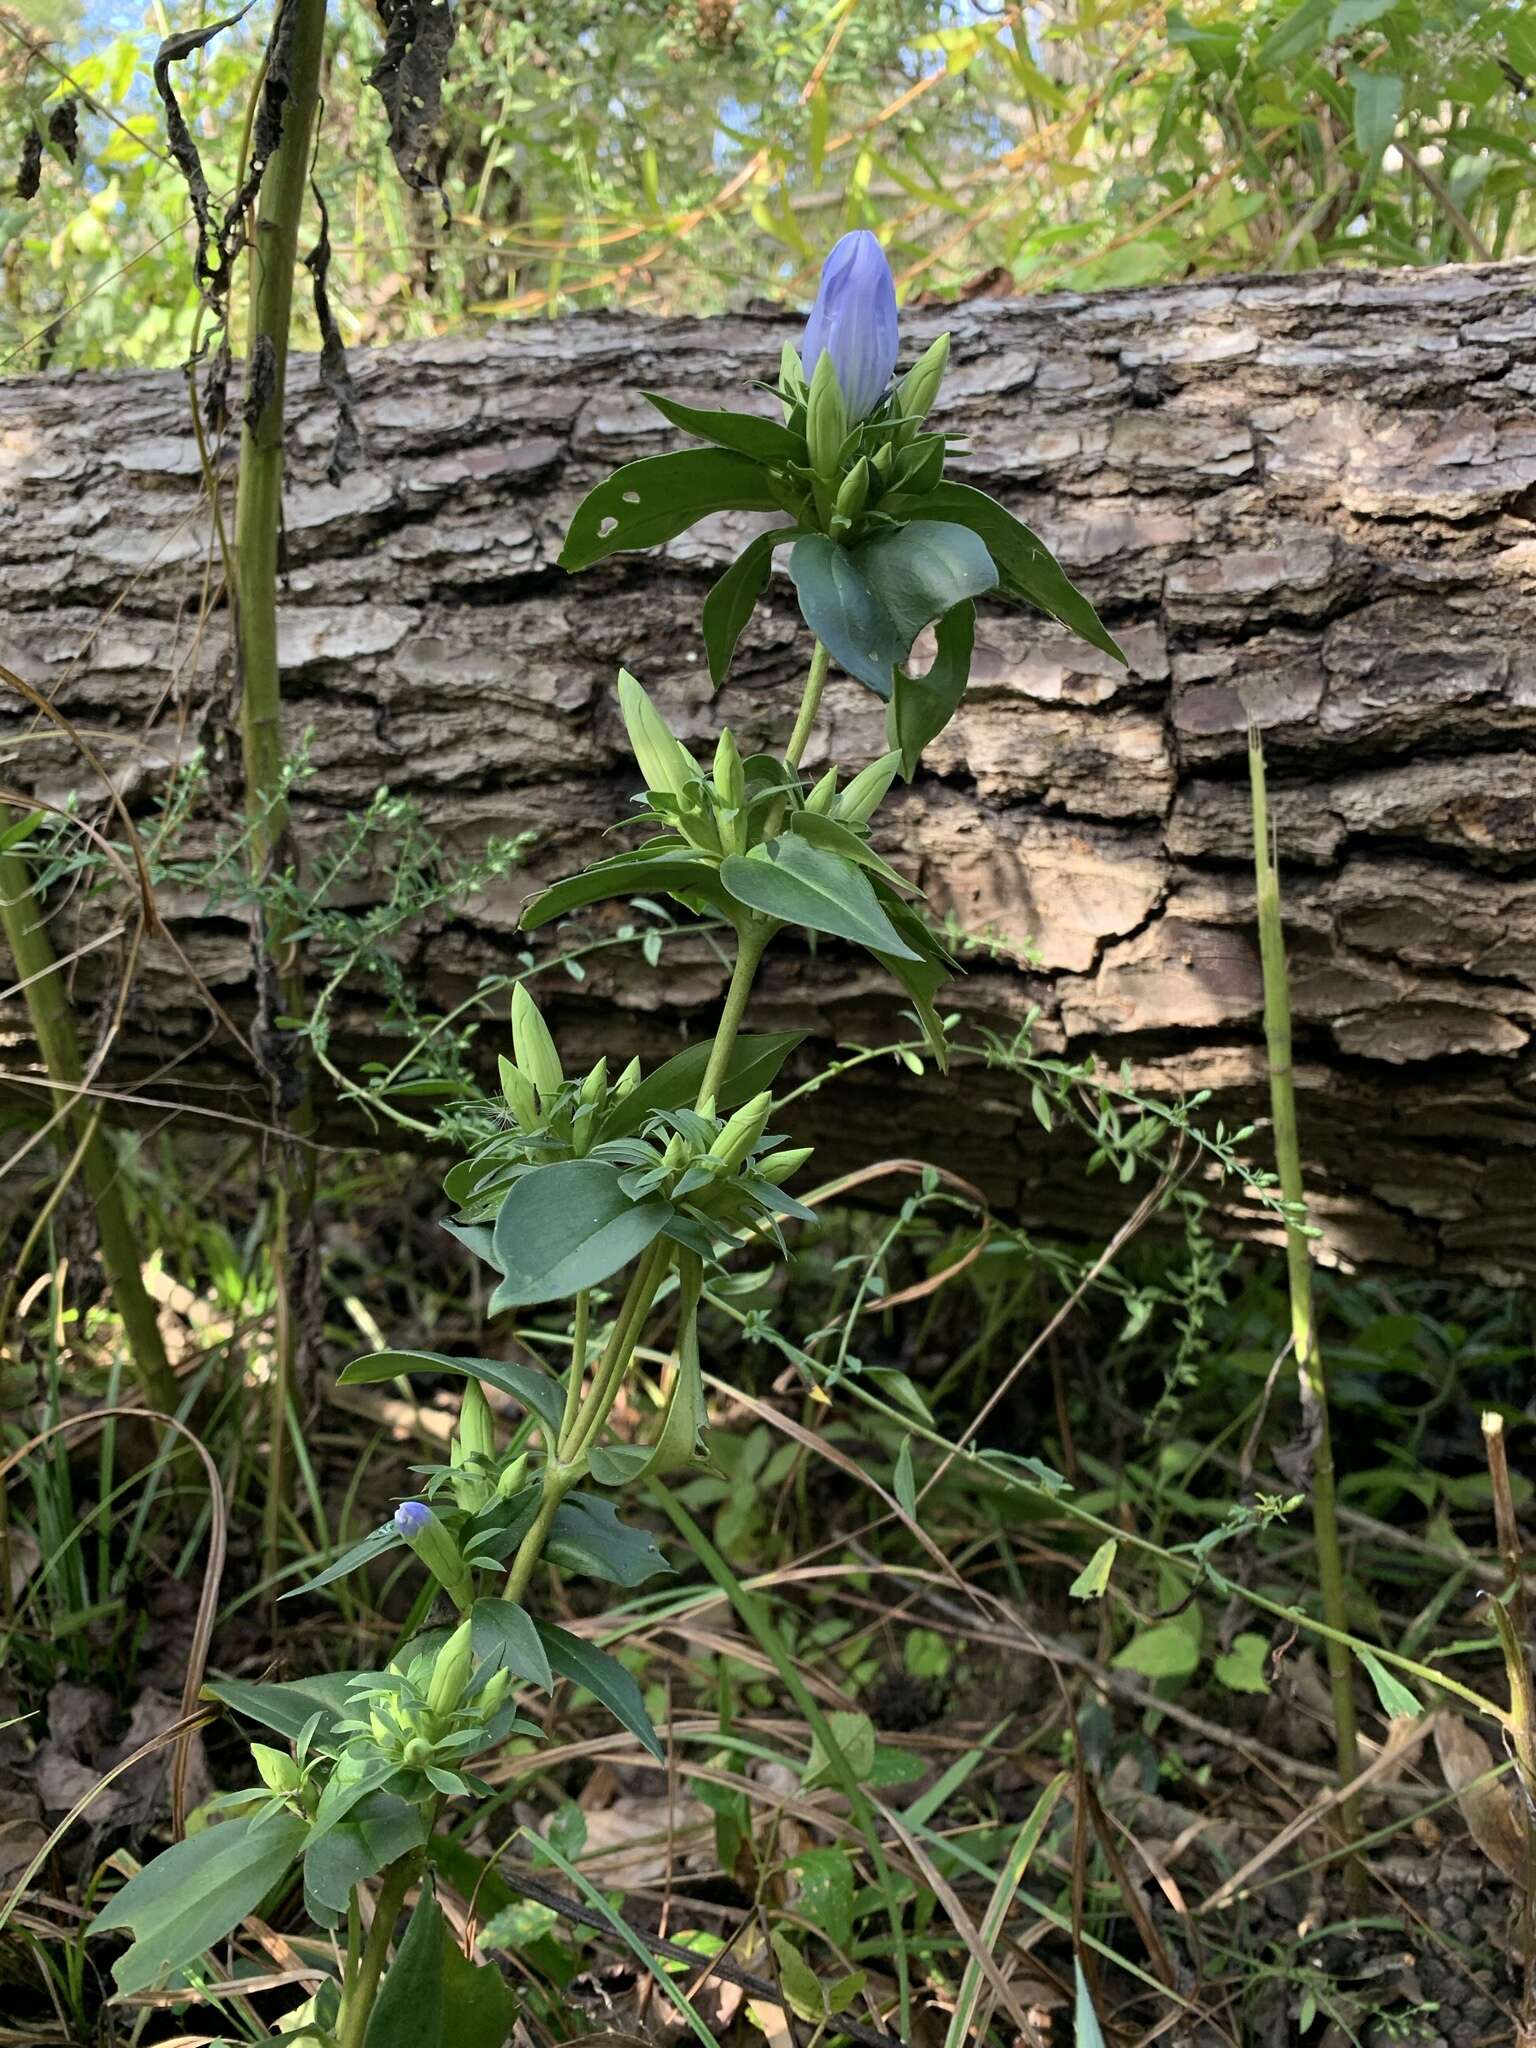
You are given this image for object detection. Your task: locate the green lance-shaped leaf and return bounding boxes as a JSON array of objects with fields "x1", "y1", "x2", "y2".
[
  {"x1": 902, "y1": 480, "x2": 1124, "y2": 664},
  {"x1": 363, "y1": 1876, "x2": 517, "y2": 2048},
  {"x1": 202, "y1": 1671, "x2": 357, "y2": 1743},
  {"x1": 719, "y1": 835, "x2": 920, "y2": 960},
  {"x1": 702, "y1": 525, "x2": 808, "y2": 689},
  {"x1": 602, "y1": 1030, "x2": 804, "y2": 1140},
  {"x1": 786, "y1": 808, "x2": 917, "y2": 896},
  {"x1": 536, "y1": 1620, "x2": 664, "y2": 1759},
  {"x1": 888, "y1": 598, "x2": 976, "y2": 778},
  {"x1": 560, "y1": 448, "x2": 783, "y2": 570},
  {"x1": 89, "y1": 1812, "x2": 310, "y2": 1995},
  {"x1": 490, "y1": 1158, "x2": 672, "y2": 1311},
  {"x1": 642, "y1": 391, "x2": 805, "y2": 465},
  {"x1": 338, "y1": 1350, "x2": 568, "y2": 1436},
  {"x1": 789, "y1": 522, "x2": 996, "y2": 697},
  {"x1": 519, "y1": 846, "x2": 733, "y2": 931}
]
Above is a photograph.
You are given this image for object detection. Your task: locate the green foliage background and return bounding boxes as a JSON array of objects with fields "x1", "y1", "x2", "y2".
[{"x1": 3, "y1": 0, "x2": 1532, "y2": 375}]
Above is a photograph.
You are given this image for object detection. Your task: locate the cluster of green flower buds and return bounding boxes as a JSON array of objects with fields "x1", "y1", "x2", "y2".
[
  {"x1": 335, "y1": 1618, "x2": 516, "y2": 1802},
  {"x1": 499, "y1": 983, "x2": 642, "y2": 1160}
]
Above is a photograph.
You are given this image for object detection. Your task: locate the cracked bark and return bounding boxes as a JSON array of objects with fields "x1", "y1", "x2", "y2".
[{"x1": 3, "y1": 263, "x2": 1535, "y2": 1277}]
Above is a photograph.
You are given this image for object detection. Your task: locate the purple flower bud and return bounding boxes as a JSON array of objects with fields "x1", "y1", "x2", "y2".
[
  {"x1": 394, "y1": 1500, "x2": 431, "y2": 1535},
  {"x1": 801, "y1": 230, "x2": 899, "y2": 423}
]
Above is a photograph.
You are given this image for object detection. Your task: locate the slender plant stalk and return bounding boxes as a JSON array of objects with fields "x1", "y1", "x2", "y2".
[
  {"x1": 0, "y1": 847, "x2": 178, "y2": 1413},
  {"x1": 1248, "y1": 728, "x2": 1363, "y2": 1894},
  {"x1": 230, "y1": 0, "x2": 328, "y2": 1592},
  {"x1": 695, "y1": 918, "x2": 771, "y2": 1110},
  {"x1": 335, "y1": 1853, "x2": 414, "y2": 2048},
  {"x1": 783, "y1": 637, "x2": 830, "y2": 770}
]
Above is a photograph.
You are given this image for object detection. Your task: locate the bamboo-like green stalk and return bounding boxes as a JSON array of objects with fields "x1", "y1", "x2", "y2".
[
  {"x1": 1248, "y1": 727, "x2": 1363, "y2": 1888},
  {"x1": 231, "y1": 0, "x2": 328, "y2": 1588},
  {"x1": 0, "y1": 847, "x2": 178, "y2": 1413}
]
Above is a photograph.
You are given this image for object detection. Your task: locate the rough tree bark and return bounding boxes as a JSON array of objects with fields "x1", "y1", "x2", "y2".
[{"x1": 2, "y1": 264, "x2": 1535, "y2": 1276}]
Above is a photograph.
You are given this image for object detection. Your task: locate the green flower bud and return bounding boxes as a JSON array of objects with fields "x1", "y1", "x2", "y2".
[
  {"x1": 511, "y1": 985, "x2": 564, "y2": 1105},
  {"x1": 833, "y1": 457, "x2": 870, "y2": 526},
  {"x1": 754, "y1": 1143, "x2": 814, "y2": 1186},
  {"x1": 713, "y1": 727, "x2": 745, "y2": 814},
  {"x1": 452, "y1": 1380, "x2": 497, "y2": 1510},
  {"x1": 498, "y1": 1054, "x2": 541, "y2": 1131},
  {"x1": 426, "y1": 1615, "x2": 476, "y2": 1717},
  {"x1": 805, "y1": 766, "x2": 839, "y2": 816},
  {"x1": 580, "y1": 1057, "x2": 609, "y2": 1106},
  {"x1": 496, "y1": 1451, "x2": 529, "y2": 1499},
  {"x1": 779, "y1": 339, "x2": 808, "y2": 406},
  {"x1": 369, "y1": 1710, "x2": 391, "y2": 1745},
  {"x1": 394, "y1": 1502, "x2": 473, "y2": 1610},
  {"x1": 710, "y1": 1089, "x2": 773, "y2": 1172},
  {"x1": 252, "y1": 1743, "x2": 300, "y2": 1796},
  {"x1": 894, "y1": 331, "x2": 949, "y2": 427},
  {"x1": 477, "y1": 1667, "x2": 511, "y2": 1717},
  {"x1": 618, "y1": 668, "x2": 702, "y2": 801},
  {"x1": 403, "y1": 1736, "x2": 434, "y2": 1767},
  {"x1": 614, "y1": 1056, "x2": 642, "y2": 1099},
  {"x1": 836, "y1": 750, "x2": 901, "y2": 828},
  {"x1": 805, "y1": 349, "x2": 848, "y2": 484}
]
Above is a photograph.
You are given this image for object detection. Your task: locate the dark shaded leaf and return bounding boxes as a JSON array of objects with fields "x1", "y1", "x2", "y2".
[
  {"x1": 364, "y1": 1877, "x2": 516, "y2": 2048},
  {"x1": 303, "y1": 1793, "x2": 426, "y2": 1926},
  {"x1": 544, "y1": 1494, "x2": 674, "y2": 1586},
  {"x1": 369, "y1": 0, "x2": 456, "y2": 214},
  {"x1": 537, "y1": 1622, "x2": 664, "y2": 1759},
  {"x1": 338, "y1": 1350, "x2": 567, "y2": 1434},
  {"x1": 203, "y1": 1671, "x2": 356, "y2": 1742},
  {"x1": 702, "y1": 525, "x2": 806, "y2": 688}
]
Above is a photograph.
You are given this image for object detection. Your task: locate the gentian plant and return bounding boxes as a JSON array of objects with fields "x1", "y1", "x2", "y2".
[{"x1": 87, "y1": 233, "x2": 1121, "y2": 2042}]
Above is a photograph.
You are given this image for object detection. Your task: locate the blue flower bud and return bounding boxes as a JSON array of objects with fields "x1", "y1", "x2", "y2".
[
  {"x1": 801, "y1": 230, "x2": 899, "y2": 423},
  {"x1": 394, "y1": 1500, "x2": 431, "y2": 1535}
]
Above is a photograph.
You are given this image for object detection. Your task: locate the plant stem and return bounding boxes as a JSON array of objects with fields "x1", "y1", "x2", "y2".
[
  {"x1": 557, "y1": 1289, "x2": 590, "y2": 1448},
  {"x1": 0, "y1": 847, "x2": 178, "y2": 1414},
  {"x1": 783, "y1": 638, "x2": 830, "y2": 770},
  {"x1": 1249, "y1": 728, "x2": 1364, "y2": 1896},
  {"x1": 695, "y1": 918, "x2": 771, "y2": 1111},
  {"x1": 504, "y1": 1246, "x2": 672, "y2": 1605},
  {"x1": 336, "y1": 1854, "x2": 414, "y2": 2048},
  {"x1": 231, "y1": 0, "x2": 328, "y2": 1598}
]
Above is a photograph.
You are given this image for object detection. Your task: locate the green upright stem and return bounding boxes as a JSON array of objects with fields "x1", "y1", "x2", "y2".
[
  {"x1": 695, "y1": 919, "x2": 771, "y2": 1111},
  {"x1": 1249, "y1": 729, "x2": 1363, "y2": 1892},
  {"x1": 783, "y1": 638, "x2": 830, "y2": 770},
  {"x1": 336, "y1": 1854, "x2": 414, "y2": 2048},
  {"x1": 0, "y1": 848, "x2": 178, "y2": 1414},
  {"x1": 231, "y1": 0, "x2": 328, "y2": 1594}
]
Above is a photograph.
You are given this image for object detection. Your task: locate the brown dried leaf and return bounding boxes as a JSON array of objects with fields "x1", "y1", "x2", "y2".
[{"x1": 1434, "y1": 1713, "x2": 1527, "y2": 1887}]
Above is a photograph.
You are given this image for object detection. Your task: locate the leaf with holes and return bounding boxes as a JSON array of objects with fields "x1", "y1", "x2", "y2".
[
  {"x1": 789, "y1": 522, "x2": 996, "y2": 697},
  {"x1": 560, "y1": 450, "x2": 782, "y2": 570},
  {"x1": 889, "y1": 599, "x2": 975, "y2": 778}
]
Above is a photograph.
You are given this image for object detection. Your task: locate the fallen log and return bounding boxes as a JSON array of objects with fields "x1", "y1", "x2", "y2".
[{"x1": 2, "y1": 263, "x2": 1535, "y2": 1275}]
